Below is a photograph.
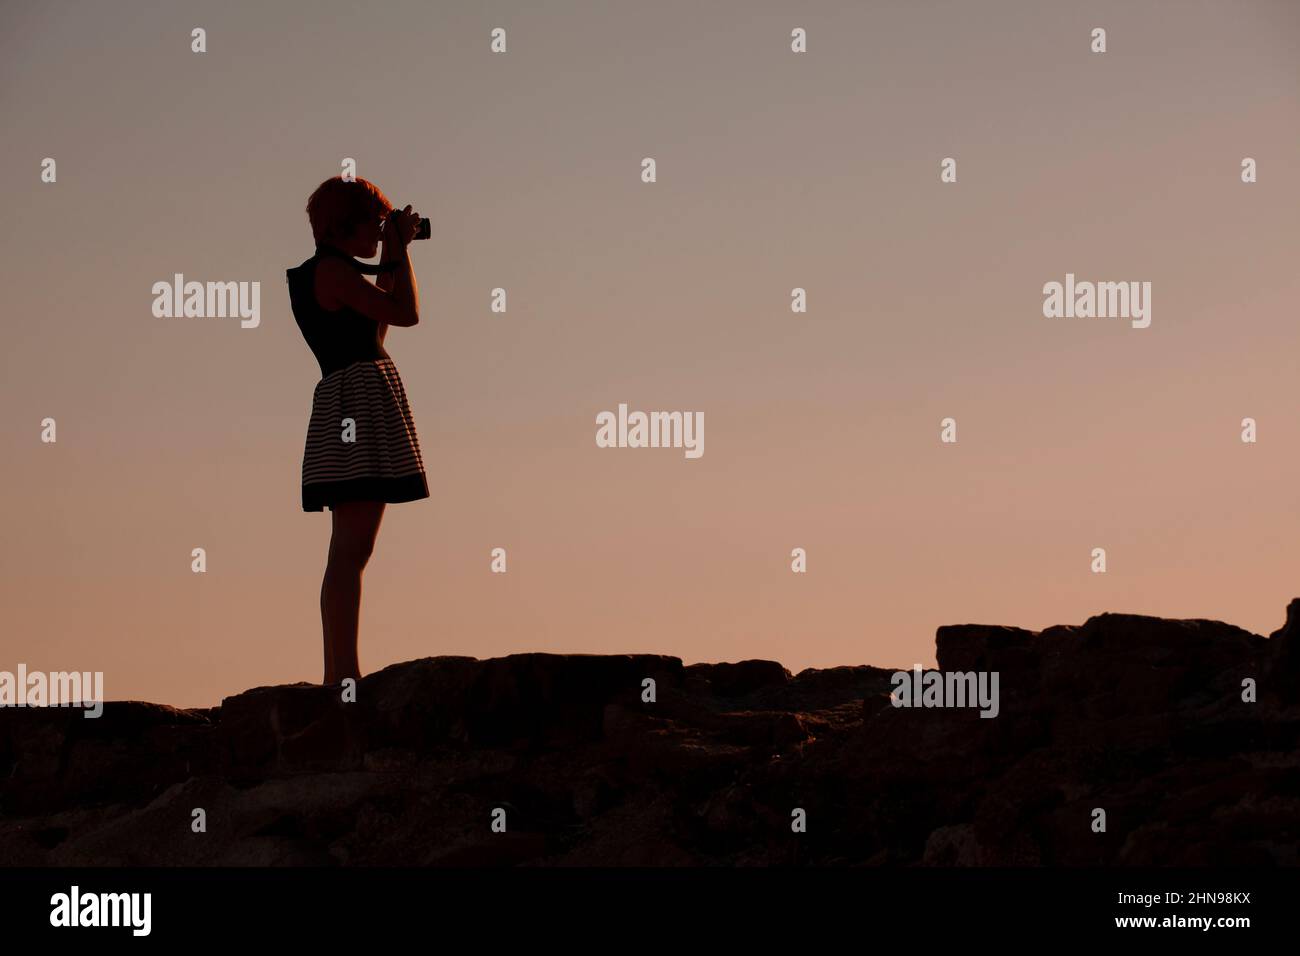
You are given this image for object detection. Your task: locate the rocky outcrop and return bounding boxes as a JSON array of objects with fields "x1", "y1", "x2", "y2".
[{"x1": 1, "y1": 604, "x2": 1297, "y2": 866}]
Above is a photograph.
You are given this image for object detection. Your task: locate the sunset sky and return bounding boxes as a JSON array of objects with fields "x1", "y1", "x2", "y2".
[{"x1": 2, "y1": 0, "x2": 1297, "y2": 709}]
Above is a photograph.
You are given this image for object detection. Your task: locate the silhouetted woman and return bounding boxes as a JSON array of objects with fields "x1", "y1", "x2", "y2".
[{"x1": 286, "y1": 177, "x2": 429, "y2": 684}]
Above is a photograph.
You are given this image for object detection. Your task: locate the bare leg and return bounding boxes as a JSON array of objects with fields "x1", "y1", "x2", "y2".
[
  {"x1": 320, "y1": 500, "x2": 386, "y2": 684},
  {"x1": 320, "y1": 571, "x2": 334, "y2": 681}
]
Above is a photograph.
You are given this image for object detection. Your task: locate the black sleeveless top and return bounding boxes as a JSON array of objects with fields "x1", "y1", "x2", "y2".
[{"x1": 286, "y1": 245, "x2": 391, "y2": 378}]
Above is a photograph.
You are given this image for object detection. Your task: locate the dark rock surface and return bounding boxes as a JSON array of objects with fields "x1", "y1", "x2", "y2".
[{"x1": 2, "y1": 602, "x2": 1297, "y2": 866}]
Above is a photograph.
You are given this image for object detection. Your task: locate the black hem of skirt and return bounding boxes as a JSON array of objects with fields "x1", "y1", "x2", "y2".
[{"x1": 303, "y1": 473, "x2": 430, "y2": 512}]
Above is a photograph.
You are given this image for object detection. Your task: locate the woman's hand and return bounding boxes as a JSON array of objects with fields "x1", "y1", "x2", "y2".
[{"x1": 386, "y1": 204, "x2": 421, "y2": 246}]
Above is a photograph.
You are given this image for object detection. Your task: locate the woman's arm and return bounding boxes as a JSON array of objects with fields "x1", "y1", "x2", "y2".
[
  {"x1": 380, "y1": 206, "x2": 419, "y2": 336},
  {"x1": 375, "y1": 230, "x2": 397, "y2": 344},
  {"x1": 316, "y1": 207, "x2": 421, "y2": 328}
]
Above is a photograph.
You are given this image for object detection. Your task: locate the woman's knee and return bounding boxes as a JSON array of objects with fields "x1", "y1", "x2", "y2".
[{"x1": 328, "y1": 534, "x2": 376, "y2": 570}]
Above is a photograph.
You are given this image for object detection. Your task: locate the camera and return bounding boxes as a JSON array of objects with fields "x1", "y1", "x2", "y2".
[{"x1": 383, "y1": 207, "x2": 431, "y2": 241}]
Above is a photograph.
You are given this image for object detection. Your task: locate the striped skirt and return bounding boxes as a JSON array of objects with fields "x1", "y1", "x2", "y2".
[{"x1": 301, "y1": 358, "x2": 430, "y2": 512}]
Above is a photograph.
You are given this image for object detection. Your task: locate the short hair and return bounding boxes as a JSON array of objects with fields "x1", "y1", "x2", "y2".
[{"x1": 305, "y1": 176, "x2": 393, "y2": 245}]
